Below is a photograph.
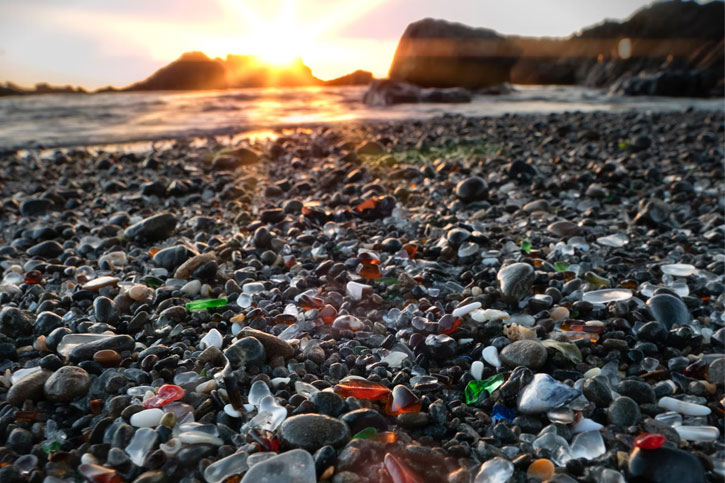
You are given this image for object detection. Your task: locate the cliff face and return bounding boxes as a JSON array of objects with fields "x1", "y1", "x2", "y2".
[{"x1": 389, "y1": 1, "x2": 724, "y2": 97}]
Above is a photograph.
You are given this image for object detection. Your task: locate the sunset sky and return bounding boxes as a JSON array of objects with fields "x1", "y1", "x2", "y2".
[{"x1": 2, "y1": 0, "x2": 655, "y2": 89}]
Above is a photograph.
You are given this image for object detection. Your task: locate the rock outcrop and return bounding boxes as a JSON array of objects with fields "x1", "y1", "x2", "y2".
[
  {"x1": 389, "y1": 1, "x2": 724, "y2": 97},
  {"x1": 388, "y1": 18, "x2": 522, "y2": 89},
  {"x1": 362, "y1": 79, "x2": 471, "y2": 106}
]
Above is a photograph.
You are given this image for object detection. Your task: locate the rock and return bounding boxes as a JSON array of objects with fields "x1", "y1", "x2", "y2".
[
  {"x1": 497, "y1": 263, "x2": 535, "y2": 303},
  {"x1": 0, "y1": 307, "x2": 32, "y2": 338},
  {"x1": 93, "y1": 296, "x2": 119, "y2": 324},
  {"x1": 240, "y1": 448, "x2": 316, "y2": 483},
  {"x1": 213, "y1": 147, "x2": 260, "y2": 170},
  {"x1": 617, "y1": 379, "x2": 656, "y2": 404},
  {"x1": 547, "y1": 220, "x2": 580, "y2": 238},
  {"x1": 124, "y1": 213, "x2": 177, "y2": 242},
  {"x1": 20, "y1": 198, "x2": 52, "y2": 216},
  {"x1": 500, "y1": 340, "x2": 547, "y2": 369},
  {"x1": 628, "y1": 446, "x2": 705, "y2": 483},
  {"x1": 340, "y1": 409, "x2": 388, "y2": 435},
  {"x1": 582, "y1": 376, "x2": 612, "y2": 408},
  {"x1": 279, "y1": 414, "x2": 350, "y2": 452},
  {"x1": 68, "y1": 335, "x2": 135, "y2": 362},
  {"x1": 27, "y1": 240, "x2": 63, "y2": 258},
  {"x1": 356, "y1": 141, "x2": 385, "y2": 155},
  {"x1": 637, "y1": 321, "x2": 668, "y2": 342},
  {"x1": 7, "y1": 369, "x2": 52, "y2": 406},
  {"x1": 311, "y1": 391, "x2": 346, "y2": 417},
  {"x1": 174, "y1": 253, "x2": 215, "y2": 279},
  {"x1": 608, "y1": 396, "x2": 641, "y2": 427},
  {"x1": 647, "y1": 294, "x2": 690, "y2": 329},
  {"x1": 35, "y1": 311, "x2": 64, "y2": 336},
  {"x1": 224, "y1": 337, "x2": 266, "y2": 369},
  {"x1": 239, "y1": 328, "x2": 295, "y2": 359},
  {"x1": 44, "y1": 366, "x2": 91, "y2": 402},
  {"x1": 388, "y1": 18, "x2": 522, "y2": 89},
  {"x1": 455, "y1": 176, "x2": 488, "y2": 201},
  {"x1": 153, "y1": 245, "x2": 190, "y2": 271},
  {"x1": 362, "y1": 79, "x2": 472, "y2": 106}
]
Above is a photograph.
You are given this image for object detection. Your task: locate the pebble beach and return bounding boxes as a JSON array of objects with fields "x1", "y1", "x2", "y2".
[{"x1": 0, "y1": 108, "x2": 723, "y2": 483}]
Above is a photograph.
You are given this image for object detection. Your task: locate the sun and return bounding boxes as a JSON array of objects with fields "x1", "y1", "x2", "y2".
[{"x1": 251, "y1": 21, "x2": 306, "y2": 66}]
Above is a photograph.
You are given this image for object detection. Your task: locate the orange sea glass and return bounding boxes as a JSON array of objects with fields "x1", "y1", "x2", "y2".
[
  {"x1": 372, "y1": 431, "x2": 398, "y2": 444},
  {"x1": 384, "y1": 453, "x2": 423, "y2": 483},
  {"x1": 358, "y1": 251, "x2": 381, "y2": 265},
  {"x1": 385, "y1": 385, "x2": 422, "y2": 416},
  {"x1": 403, "y1": 244, "x2": 417, "y2": 259},
  {"x1": 359, "y1": 263, "x2": 382, "y2": 279},
  {"x1": 356, "y1": 197, "x2": 378, "y2": 212},
  {"x1": 299, "y1": 294, "x2": 325, "y2": 310},
  {"x1": 560, "y1": 320, "x2": 603, "y2": 334},
  {"x1": 334, "y1": 377, "x2": 392, "y2": 402},
  {"x1": 319, "y1": 304, "x2": 338, "y2": 323}
]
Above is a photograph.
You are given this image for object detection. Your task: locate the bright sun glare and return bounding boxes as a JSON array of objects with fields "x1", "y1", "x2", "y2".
[{"x1": 221, "y1": 0, "x2": 385, "y2": 68}]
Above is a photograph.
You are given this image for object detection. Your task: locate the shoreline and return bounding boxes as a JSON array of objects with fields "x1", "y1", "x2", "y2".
[{"x1": 0, "y1": 109, "x2": 723, "y2": 482}]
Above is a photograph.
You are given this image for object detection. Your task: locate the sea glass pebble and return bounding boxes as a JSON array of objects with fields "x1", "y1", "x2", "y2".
[
  {"x1": 658, "y1": 397, "x2": 711, "y2": 416},
  {"x1": 660, "y1": 263, "x2": 696, "y2": 277},
  {"x1": 581, "y1": 288, "x2": 632, "y2": 304}
]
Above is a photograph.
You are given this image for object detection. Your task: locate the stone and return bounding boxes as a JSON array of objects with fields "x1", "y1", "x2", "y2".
[
  {"x1": 547, "y1": 220, "x2": 580, "y2": 238},
  {"x1": 68, "y1": 335, "x2": 135, "y2": 361},
  {"x1": 311, "y1": 391, "x2": 346, "y2": 417},
  {"x1": 124, "y1": 213, "x2": 177, "y2": 242},
  {"x1": 43, "y1": 366, "x2": 91, "y2": 402},
  {"x1": 647, "y1": 294, "x2": 690, "y2": 329},
  {"x1": 34, "y1": 311, "x2": 64, "y2": 336},
  {"x1": 27, "y1": 240, "x2": 63, "y2": 258},
  {"x1": 628, "y1": 446, "x2": 705, "y2": 483},
  {"x1": 279, "y1": 414, "x2": 351, "y2": 452},
  {"x1": 224, "y1": 337, "x2": 266, "y2": 369},
  {"x1": 497, "y1": 263, "x2": 534, "y2": 303},
  {"x1": 130, "y1": 408, "x2": 164, "y2": 428},
  {"x1": 239, "y1": 328, "x2": 295, "y2": 359},
  {"x1": 93, "y1": 296, "x2": 119, "y2": 323},
  {"x1": 616, "y1": 379, "x2": 656, "y2": 404},
  {"x1": 174, "y1": 253, "x2": 215, "y2": 279},
  {"x1": 152, "y1": 245, "x2": 190, "y2": 271},
  {"x1": 455, "y1": 176, "x2": 488, "y2": 201},
  {"x1": 7, "y1": 369, "x2": 52, "y2": 406},
  {"x1": 582, "y1": 376, "x2": 612, "y2": 408},
  {"x1": 608, "y1": 396, "x2": 641, "y2": 427},
  {"x1": 20, "y1": 198, "x2": 52, "y2": 216},
  {"x1": 388, "y1": 18, "x2": 522, "y2": 89},
  {"x1": 500, "y1": 340, "x2": 547, "y2": 369},
  {"x1": 0, "y1": 306, "x2": 33, "y2": 338}
]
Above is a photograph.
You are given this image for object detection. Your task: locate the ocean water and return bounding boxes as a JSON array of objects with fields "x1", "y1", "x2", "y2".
[{"x1": 0, "y1": 84, "x2": 722, "y2": 150}]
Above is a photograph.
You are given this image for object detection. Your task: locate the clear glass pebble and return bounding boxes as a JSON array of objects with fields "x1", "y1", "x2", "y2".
[
  {"x1": 661, "y1": 263, "x2": 696, "y2": 277},
  {"x1": 204, "y1": 451, "x2": 249, "y2": 483},
  {"x1": 570, "y1": 431, "x2": 606, "y2": 460},
  {"x1": 582, "y1": 288, "x2": 632, "y2": 304},
  {"x1": 596, "y1": 233, "x2": 628, "y2": 247},
  {"x1": 474, "y1": 457, "x2": 514, "y2": 483}
]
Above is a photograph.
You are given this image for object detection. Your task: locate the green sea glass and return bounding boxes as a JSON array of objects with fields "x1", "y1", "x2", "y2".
[
  {"x1": 554, "y1": 261, "x2": 569, "y2": 273},
  {"x1": 352, "y1": 427, "x2": 378, "y2": 439},
  {"x1": 520, "y1": 239, "x2": 532, "y2": 253},
  {"x1": 42, "y1": 441, "x2": 61, "y2": 454},
  {"x1": 464, "y1": 373, "x2": 505, "y2": 405},
  {"x1": 185, "y1": 298, "x2": 228, "y2": 311}
]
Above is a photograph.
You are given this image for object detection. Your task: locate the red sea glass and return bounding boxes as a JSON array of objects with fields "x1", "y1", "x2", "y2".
[
  {"x1": 385, "y1": 385, "x2": 422, "y2": 416},
  {"x1": 283, "y1": 255, "x2": 296, "y2": 268},
  {"x1": 24, "y1": 270, "x2": 42, "y2": 284},
  {"x1": 634, "y1": 433, "x2": 666, "y2": 450},
  {"x1": 384, "y1": 453, "x2": 423, "y2": 483},
  {"x1": 403, "y1": 244, "x2": 417, "y2": 259},
  {"x1": 355, "y1": 197, "x2": 378, "y2": 213},
  {"x1": 334, "y1": 378, "x2": 392, "y2": 402},
  {"x1": 438, "y1": 314, "x2": 461, "y2": 335},
  {"x1": 144, "y1": 384, "x2": 184, "y2": 409}
]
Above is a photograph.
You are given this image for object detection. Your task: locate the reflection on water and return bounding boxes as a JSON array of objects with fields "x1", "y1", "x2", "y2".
[{"x1": 0, "y1": 84, "x2": 722, "y2": 150}]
